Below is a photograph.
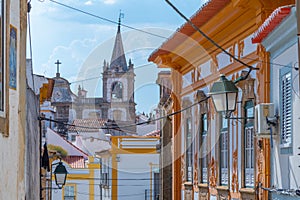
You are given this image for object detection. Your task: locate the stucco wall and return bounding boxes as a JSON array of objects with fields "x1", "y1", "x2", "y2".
[
  {"x1": 262, "y1": 7, "x2": 300, "y2": 197},
  {"x1": 0, "y1": 0, "x2": 31, "y2": 199}
]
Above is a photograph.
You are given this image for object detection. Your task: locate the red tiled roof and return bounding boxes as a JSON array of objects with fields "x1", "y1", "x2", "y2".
[
  {"x1": 252, "y1": 5, "x2": 293, "y2": 43},
  {"x1": 69, "y1": 119, "x2": 107, "y2": 132},
  {"x1": 64, "y1": 156, "x2": 86, "y2": 168},
  {"x1": 148, "y1": 0, "x2": 231, "y2": 61},
  {"x1": 144, "y1": 130, "x2": 160, "y2": 137}
]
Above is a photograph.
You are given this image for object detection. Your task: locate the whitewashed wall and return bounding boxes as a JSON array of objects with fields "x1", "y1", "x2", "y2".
[
  {"x1": 0, "y1": 0, "x2": 29, "y2": 199},
  {"x1": 117, "y1": 154, "x2": 159, "y2": 200},
  {"x1": 262, "y1": 7, "x2": 300, "y2": 194}
]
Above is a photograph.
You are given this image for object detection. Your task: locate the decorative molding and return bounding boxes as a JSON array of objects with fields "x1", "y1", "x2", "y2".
[
  {"x1": 238, "y1": 40, "x2": 245, "y2": 59},
  {"x1": 231, "y1": 149, "x2": 239, "y2": 192},
  {"x1": 256, "y1": 139, "x2": 265, "y2": 199},
  {"x1": 181, "y1": 154, "x2": 186, "y2": 183},
  {"x1": 209, "y1": 157, "x2": 217, "y2": 188},
  {"x1": 229, "y1": 45, "x2": 235, "y2": 63},
  {"x1": 193, "y1": 151, "x2": 199, "y2": 190}
]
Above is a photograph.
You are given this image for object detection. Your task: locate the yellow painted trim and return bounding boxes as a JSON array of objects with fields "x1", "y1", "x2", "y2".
[
  {"x1": 110, "y1": 148, "x2": 158, "y2": 154},
  {"x1": 88, "y1": 163, "x2": 100, "y2": 169},
  {"x1": 112, "y1": 153, "x2": 118, "y2": 200},
  {"x1": 89, "y1": 168, "x2": 94, "y2": 200}
]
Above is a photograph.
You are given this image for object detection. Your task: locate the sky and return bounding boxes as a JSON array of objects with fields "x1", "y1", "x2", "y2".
[{"x1": 29, "y1": 0, "x2": 206, "y2": 113}]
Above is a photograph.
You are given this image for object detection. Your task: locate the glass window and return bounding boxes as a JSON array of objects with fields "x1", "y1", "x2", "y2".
[
  {"x1": 186, "y1": 118, "x2": 193, "y2": 182},
  {"x1": 220, "y1": 114, "x2": 228, "y2": 185},
  {"x1": 244, "y1": 101, "x2": 254, "y2": 187},
  {"x1": 64, "y1": 185, "x2": 75, "y2": 200},
  {"x1": 200, "y1": 113, "x2": 208, "y2": 183}
]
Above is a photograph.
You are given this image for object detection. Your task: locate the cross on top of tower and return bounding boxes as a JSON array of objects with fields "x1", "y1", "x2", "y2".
[
  {"x1": 118, "y1": 10, "x2": 124, "y2": 33},
  {"x1": 55, "y1": 59, "x2": 62, "y2": 77}
]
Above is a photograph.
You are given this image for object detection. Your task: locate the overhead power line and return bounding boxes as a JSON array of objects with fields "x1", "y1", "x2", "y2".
[
  {"x1": 164, "y1": 0, "x2": 259, "y2": 71},
  {"x1": 45, "y1": 0, "x2": 168, "y2": 39},
  {"x1": 39, "y1": 96, "x2": 211, "y2": 130}
]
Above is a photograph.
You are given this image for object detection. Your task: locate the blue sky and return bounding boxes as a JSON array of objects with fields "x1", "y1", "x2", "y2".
[{"x1": 29, "y1": 0, "x2": 205, "y2": 113}]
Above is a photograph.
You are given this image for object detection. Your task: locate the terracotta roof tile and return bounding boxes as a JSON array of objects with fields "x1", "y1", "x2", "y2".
[
  {"x1": 64, "y1": 156, "x2": 86, "y2": 168},
  {"x1": 69, "y1": 119, "x2": 107, "y2": 132},
  {"x1": 252, "y1": 5, "x2": 293, "y2": 43},
  {"x1": 144, "y1": 130, "x2": 160, "y2": 137},
  {"x1": 148, "y1": 0, "x2": 231, "y2": 61}
]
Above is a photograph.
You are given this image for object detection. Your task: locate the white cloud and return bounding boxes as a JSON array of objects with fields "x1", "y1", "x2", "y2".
[
  {"x1": 84, "y1": 0, "x2": 93, "y2": 5},
  {"x1": 103, "y1": 0, "x2": 116, "y2": 5}
]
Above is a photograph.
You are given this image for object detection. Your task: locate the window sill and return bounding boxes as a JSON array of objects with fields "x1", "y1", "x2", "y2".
[
  {"x1": 216, "y1": 186, "x2": 229, "y2": 191},
  {"x1": 198, "y1": 183, "x2": 208, "y2": 188},
  {"x1": 280, "y1": 143, "x2": 292, "y2": 148},
  {"x1": 183, "y1": 181, "x2": 193, "y2": 186},
  {"x1": 240, "y1": 188, "x2": 255, "y2": 194}
]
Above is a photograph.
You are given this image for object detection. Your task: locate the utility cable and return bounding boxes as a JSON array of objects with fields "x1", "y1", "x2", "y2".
[
  {"x1": 46, "y1": 0, "x2": 167, "y2": 39},
  {"x1": 165, "y1": 0, "x2": 258, "y2": 71},
  {"x1": 39, "y1": 96, "x2": 210, "y2": 130}
]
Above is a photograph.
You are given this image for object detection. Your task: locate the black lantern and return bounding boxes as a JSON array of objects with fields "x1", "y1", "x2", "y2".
[
  {"x1": 208, "y1": 74, "x2": 238, "y2": 117},
  {"x1": 53, "y1": 161, "x2": 68, "y2": 189}
]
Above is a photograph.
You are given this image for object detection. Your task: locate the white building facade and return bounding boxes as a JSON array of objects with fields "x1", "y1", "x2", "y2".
[
  {"x1": 0, "y1": 0, "x2": 39, "y2": 199},
  {"x1": 254, "y1": 5, "x2": 300, "y2": 199}
]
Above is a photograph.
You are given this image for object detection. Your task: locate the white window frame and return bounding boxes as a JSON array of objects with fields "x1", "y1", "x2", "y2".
[
  {"x1": 220, "y1": 114, "x2": 228, "y2": 186},
  {"x1": 244, "y1": 101, "x2": 254, "y2": 188},
  {"x1": 200, "y1": 113, "x2": 208, "y2": 183},
  {"x1": 186, "y1": 117, "x2": 193, "y2": 182},
  {"x1": 64, "y1": 185, "x2": 76, "y2": 200}
]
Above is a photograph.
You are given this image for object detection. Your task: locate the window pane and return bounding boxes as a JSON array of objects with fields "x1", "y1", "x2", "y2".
[
  {"x1": 200, "y1": 113, "x2": 208, "y2": 183},
  {"x1": 244, "y1": 101, "x2": 254, "y2": 187},
  {"x1": 186, "y1": 118, "x2": 193, "y2": 181}
]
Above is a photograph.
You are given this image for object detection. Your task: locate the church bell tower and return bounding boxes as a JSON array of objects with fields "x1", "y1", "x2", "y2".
[{"x1": 102, "y1": 15, "x2": 136, "y2": 130}]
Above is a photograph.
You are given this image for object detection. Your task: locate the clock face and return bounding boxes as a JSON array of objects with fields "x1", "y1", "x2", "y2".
[{"x1": 54, "y1": 90, "x2": 62, "y2": 101}]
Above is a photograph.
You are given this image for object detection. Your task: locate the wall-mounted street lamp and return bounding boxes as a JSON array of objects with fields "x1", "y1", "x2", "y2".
[
  {"x1": 208, "y1": 74, "x2": 239, "y2": 118},
  {"x1": 208, "y1": 74, "x2": 256, "y2": 120},
  {"x1": 53, "y1": 161, "x2": 68, "y2": 189}
]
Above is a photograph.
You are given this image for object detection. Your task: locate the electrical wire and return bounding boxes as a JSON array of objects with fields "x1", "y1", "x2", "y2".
[
  {"x1": 39, "y1": 97, "x2": 210, "y2": 130},
  {"x1": 71, "y1": 182, "x2": 162, "y2": 187},
  {"x1": 45, "y1": 0, "x2": 167, "y2": 39},
  {"x1": 49, "y1": 62, "x2": 154, "y2": 88},
  {"x1": 69, "y1": 177, "x2": 158, "y2": 180},
  {"x1": 43, "y1": 0, "x2": 257, "y2": 71},
  {"x1": 76, "y1": 191, "x2": 149, "y2": 197},
  {"x1": 164, "y1": 0, "x2": 258, "y2": 71}
]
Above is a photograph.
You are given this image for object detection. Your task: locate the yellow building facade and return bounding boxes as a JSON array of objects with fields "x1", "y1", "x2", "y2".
[
  {"x1": 149, "y1": 0, "x2": 294, "y2": 199},
  {"x1": 109, "y1": 136, "x2": 160, "y2": 200}
]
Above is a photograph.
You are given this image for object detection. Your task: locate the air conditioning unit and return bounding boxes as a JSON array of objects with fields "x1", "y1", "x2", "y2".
[{"x1": 255, "y1": 103, "x2": 275, "y2": 138}]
